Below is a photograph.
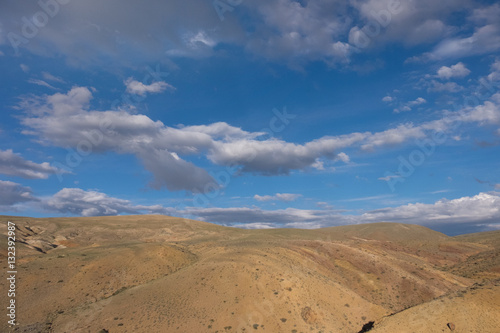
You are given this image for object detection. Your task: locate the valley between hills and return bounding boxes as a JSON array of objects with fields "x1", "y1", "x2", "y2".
[{"x1": 1, "y1": 215, "x2": 499, "y2": 333}]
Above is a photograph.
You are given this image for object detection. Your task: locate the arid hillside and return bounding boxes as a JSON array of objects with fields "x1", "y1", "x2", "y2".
[{"x1": 1, "y1": 215, "x2": 499, "y2": 333}]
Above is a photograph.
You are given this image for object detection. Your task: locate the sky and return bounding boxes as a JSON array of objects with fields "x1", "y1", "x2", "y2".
[{"x1": 0, "y1": 0, "x2": 499, "y2": 235}]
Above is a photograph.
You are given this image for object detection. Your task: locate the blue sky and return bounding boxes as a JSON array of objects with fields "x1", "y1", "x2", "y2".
[{"x1": 1, "y1": 0, "x2": 500, "y2": 235}]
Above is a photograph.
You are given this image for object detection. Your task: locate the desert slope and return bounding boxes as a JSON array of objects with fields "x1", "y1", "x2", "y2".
[{"x1": 0, "y1": 215, "x2": 498, "y2": 333}]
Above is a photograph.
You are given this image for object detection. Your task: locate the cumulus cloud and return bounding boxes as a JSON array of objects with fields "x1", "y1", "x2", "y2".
[
  {"x1": 43, "y1": 188, "x2": 171, "y2": 217},
  {"x1": 0, "y1": 0, "x2": 239, "y2": 64},
  {"x1": 437, "y1": 62, "x2": 471, "y2": 79},
  {"x1": 349, "y1": 0, "x2": 466, "y2": 48},
  {"x1": 334, "y1": 152, "x2": 349, "y2": 163},
  {"x1": 188, "y1": 192, "x2": 500, "y2": 234},
  {"x1": 12, "y1": 186, "x2": 500, "y2": 234},
  {"x1": 358, "y1": 192, "x2": 500, "y2": 228},
  {"x1": 124, "y1": 78, "x2": 175, "y2": 96},
  {"x1": 414, "y1": 22, "x2": 500, "y2": 61},
  {"x1": 0, "y1": 0, "x2": 482, "y2": 68},
  {"x1": 409, "y1": 97, "x2": 427, "y2": 106},
  {"x1": 0, "y1": 149, "x2": 67, "y2": 179},
  {"x1": 382, "y1": 96, "x2": 394, "y2": 102},
  {"x1": 207, "y1": 133, "x2": 365, "y2": 175},
  {"x1": 20, "y1": 87, "x2": 216, "y2": 192},
  {"x1": 459, "y1": 99, "x2": 500, "y2": 124},
  {"x1": 185, "y1": 206, "x2": 338, "y2": 226},
  {"x1": 360, "y1": 124, "x2": 425, "y2": 150},
  {"x1": 177, "y1": 191, "x2": 500, "y2": 234},
  {"x1": 245, "y1": 0, "x2": 353, "y2": 65},
  {"x1": 136, "y1": 147, "x2": 219, "y2": 192},
  {"x1": 254, "y1": 193, "x2": 302, "y2": 202},
  {"x1": 0, "y1": 180, "x2": 38, "y2": 210},
  {"x1": 18, "y1": 87, "x2": 500, "y2": 192},
  {"x1": 18, "y1": 87, "x2": 363, "y2": 188}
]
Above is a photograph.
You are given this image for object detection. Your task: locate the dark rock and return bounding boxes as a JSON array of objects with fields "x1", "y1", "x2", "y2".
[{"x1": 358, "y1": 321, "x2": 375, "y2": 333}]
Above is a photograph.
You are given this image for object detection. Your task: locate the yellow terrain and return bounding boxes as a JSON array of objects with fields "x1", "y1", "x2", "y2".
[{"x1": 0, "y1": 215, "x2": 499, "y2": 333}]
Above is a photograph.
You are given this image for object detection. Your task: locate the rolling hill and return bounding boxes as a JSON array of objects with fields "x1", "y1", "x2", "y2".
[{"x1": 1, "y1": 215, "x2": 499, "y2": 333}]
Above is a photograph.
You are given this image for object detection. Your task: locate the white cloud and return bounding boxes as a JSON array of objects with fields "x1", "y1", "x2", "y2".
[
  {"x1": 0, "y1": 149, "x2": 67, "y2": 179},
  {"x1": 341, "y1": 194, "x2": 394, "y2": 202},
  {"x1": 393, "y1": 106, "x2": 410, "y2": 113},
  {"x1": 393, "y1": 97, "x2": 427, "y2": 113},
  {"x1": 316, "y1": 201, "x2": 333, "y2": 209},
  {"x1": 206, "y1": 132, "x2": 367, "y2": 175},
  {"x1": 182, "y1": 191, "x2": 500, "y2": 234},
  {"x1": 311, "y1": 159, "x2": 325, "y2": 170},
  {"x1": 20, "y1": 87, "x2": 216, "y2": 192},
  {"x1": 136, "y1": 147, "x2": 219, "y2": 192},
  {"x1": 469, "y1": 3, "x2": 500, "y2": 25},
  {"x1": 235, "y1": 223, "x2": 278, "y2": 229},
  {"x1": 349, "y1": 0, "x2": 464, "y2": 48},
  {"x1": 18, "y1": 87, "x2": 500, "y2": 192},
  {"x1": 124, "y1": 78, "x2": 175, "y2": 96},
  {"x1": 27, "y1": 78, "x2": 58, "y2": 90},
  {"x1": 409, "y1": 97, "x2": 427, "y2": 106},
  {"x1": 246, "y1": 0, "x2": 354, "y2": 66},
  {"x1": 382, "y1": 96, "x2": 394, "y2": 102},
  {"x1": 254, "y1": 193, "x2": 302, "y2": 202},
  {"x1": 358, "y1": 192, "x2": 500, "y2": 227},
  {"x1": 406, "y1": 19, "x2": 449, "y2": 45},
  {"x1": 488, "y1": 59, "x2": 500, "y2": 82},
  {"x1": 20, "y1": 64, "x2": 29, "y2": 73},
  {"x1": 42, "y1": 72, "x2": 66, "y2": 83},
  {"x1": 337, "y1": 152, "x2": 350, "y2": 163},
  {"x1": 189, "y1": 192, "x2": 500, "y2": 234},
  {"x1": 0, "y1": 0, "x2": 494, "y2": 69},
  {"x1": 427, "y1": 80, "x2": 464, "y2": 92},
  {"x1": 187, "y1": 31, "x2": 217, "y2": 48},
  {"x1": 378, "y1": 175, "x2": 402, "y2": 182},
  {"x1": 406, "y1": 4, "x2": 500, "y2": 63},
  {"x1": 0, "y1": 0, "x2": 236, "y2": 65},
  {"x1": 458, "y1": 98, "x2": 500, "y2": 125},
  {"x1": 495, "y1": 184, "x2": 500, "y2": 190},
  {"x1": 43, "y1": 188, "x2": 171, "y2": 217},
  {"x1": 184, "y1": 206, "x2": 337, "y2": 225},
  {"x1": 0, "y1": 180, "x2": 38, "y2": 210},
  {"x1": 418, "y1": 24, "x2": 500, "y2": 61},
  {"x1": 430, "y1": 189, "x2": 451, "y2": 194},
  {"x1": 16, "y1": 186, "x2": 500, "y2": 234},
  {"x1": 361, "y1": 124, "x2": 425, "y2": 150},
  {"x1": 437, "y1": 62, "x2": 471, "y2": 79}
]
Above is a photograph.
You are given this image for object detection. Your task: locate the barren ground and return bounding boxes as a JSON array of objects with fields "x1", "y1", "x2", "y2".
[{"x1": 1, "y1": 215, "x2": 499, "y2": 333}]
